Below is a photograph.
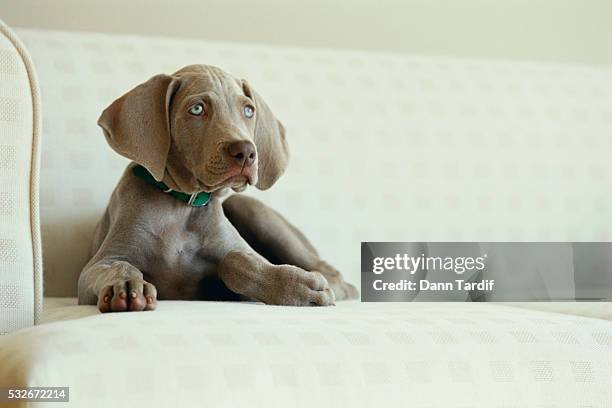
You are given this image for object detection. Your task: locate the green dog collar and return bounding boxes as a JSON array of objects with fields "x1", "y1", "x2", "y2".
[{"x1": 132, "y1": 165, "x2": 211, "y2": 207}]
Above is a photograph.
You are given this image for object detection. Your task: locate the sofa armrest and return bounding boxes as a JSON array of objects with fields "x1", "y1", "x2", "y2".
[{"x1": 0, "y1": 19, "x2": 42, "y2": 334}]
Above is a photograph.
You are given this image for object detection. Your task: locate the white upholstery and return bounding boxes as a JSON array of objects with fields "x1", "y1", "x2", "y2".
[
  {"x1": 12, "y1": 29, "x2": 612, "y2": 297},
  {"x1": 0, "y1": 21, "x2": 42, "y2": 334},
  {"x1": 0, "y1": 299, "x2": 611, "y2": 408},
  {"x1": 1, "y1": 26, "x2": 612, "y2": 407}
]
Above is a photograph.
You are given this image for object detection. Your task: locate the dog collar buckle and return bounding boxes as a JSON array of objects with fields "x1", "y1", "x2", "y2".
[
  {"x1": 187, "y1": 193, "x2": 198, "y2": 206},
  {"x1": 186, "y1": 191, "x2": 211, "y2": 207}
]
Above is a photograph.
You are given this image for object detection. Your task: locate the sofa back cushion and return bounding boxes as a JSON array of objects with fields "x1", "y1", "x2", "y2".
[{"x1": 16, "y1": 29, "x2": 612, "y2": 297}]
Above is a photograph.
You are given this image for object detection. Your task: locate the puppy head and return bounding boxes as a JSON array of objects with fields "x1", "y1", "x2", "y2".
[{"x1": 98, "y1": 64, "x2": 288, "y2": 193}]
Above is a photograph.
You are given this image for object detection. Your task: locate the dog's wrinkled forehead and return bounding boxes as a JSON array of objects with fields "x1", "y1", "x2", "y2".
[{"x1": 172, "y1": 64, "x2": 242, "y2": 98}]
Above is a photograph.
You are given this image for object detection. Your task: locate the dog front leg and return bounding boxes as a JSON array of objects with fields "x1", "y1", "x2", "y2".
[
  {"x1": 217, "y1": 251, "x2": 335, "y2": 306},
  {"x1": 223, "y1": 195, "x2": 359, "y2": 300}
]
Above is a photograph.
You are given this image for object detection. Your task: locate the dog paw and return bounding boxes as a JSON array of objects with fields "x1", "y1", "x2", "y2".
[
  {"x1": 273, "y1": 267, "x2": 335, "y2": 306},
  {"x1": 97, "y1": 277, "x2": 157, "y2": 313}
]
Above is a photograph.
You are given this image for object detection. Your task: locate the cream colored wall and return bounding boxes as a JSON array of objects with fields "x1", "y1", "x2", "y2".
[{"x1": 1, "y1": 0, "x2": 611, "y2": 65}]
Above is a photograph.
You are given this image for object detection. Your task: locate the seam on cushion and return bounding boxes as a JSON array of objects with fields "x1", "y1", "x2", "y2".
[{"x1": 0, "y1": 20, "x2": 43, "y2": 325}]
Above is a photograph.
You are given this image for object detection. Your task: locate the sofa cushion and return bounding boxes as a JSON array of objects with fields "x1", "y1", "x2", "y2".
[{"x1": 1, "y1": 300, "x2": 612, "y2": 407}]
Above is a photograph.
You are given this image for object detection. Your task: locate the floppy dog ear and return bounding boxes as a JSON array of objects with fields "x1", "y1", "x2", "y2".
[
  {"x1": 242, "y1": 80, "x2": 289, "y2": 190},
  {"x1": 98, "y1": 74, "x2": 181, "y2": 181}
]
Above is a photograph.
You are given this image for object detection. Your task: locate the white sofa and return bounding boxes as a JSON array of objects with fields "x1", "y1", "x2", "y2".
[{"x1": 1, "y1": 22, "x2": 612, "y2": 407}]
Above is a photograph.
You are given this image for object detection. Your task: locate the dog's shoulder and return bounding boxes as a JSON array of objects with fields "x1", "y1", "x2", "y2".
[{"x1": 107, "y1": 163, "x2": 175, "y2": 217}]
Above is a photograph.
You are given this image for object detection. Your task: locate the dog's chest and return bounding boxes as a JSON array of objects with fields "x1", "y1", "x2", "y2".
[
  {"x1": 157, "y1": 229, "x2": 209, "y2": 271},
  {"x1": 143, "y1": 201, "x2": 234, "y2": 298}
]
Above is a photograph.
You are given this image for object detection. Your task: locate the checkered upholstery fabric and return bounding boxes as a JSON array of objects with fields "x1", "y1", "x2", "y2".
[
  {"x1": 13, "y1": 29, "x2": 612, "y2": 297},
  {"x1": 0, "y1": 21, "x2": 42, "y2": 334},
  {"x1": 1, "y1": 26, "x2": 612, "y2": 408},
  {"x1": 1, "y1": 300, "x2": 612, "y2": 407}
]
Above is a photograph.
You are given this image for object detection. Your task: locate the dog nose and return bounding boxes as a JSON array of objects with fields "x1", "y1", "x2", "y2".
[{"x1": 227, "y1": 141, "x2": 256, "y2": 167}]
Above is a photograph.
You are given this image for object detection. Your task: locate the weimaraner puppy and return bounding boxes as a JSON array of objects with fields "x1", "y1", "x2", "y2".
[{"x1": 78, "y1": 64, "x2": 358, "y2": 312}]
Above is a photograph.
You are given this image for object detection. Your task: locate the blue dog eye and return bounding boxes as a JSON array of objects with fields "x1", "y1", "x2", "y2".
[
  {"x1": 244, "y1": 105, "x2": 255, "y2": 118},
  {"x1": 188, "y1": 104, "x2": 204, "y2": 116}
]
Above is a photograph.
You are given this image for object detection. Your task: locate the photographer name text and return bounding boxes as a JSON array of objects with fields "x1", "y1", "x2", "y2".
[{"x1": 373, "y1": 279, "x2": 494, "y2": 291}]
